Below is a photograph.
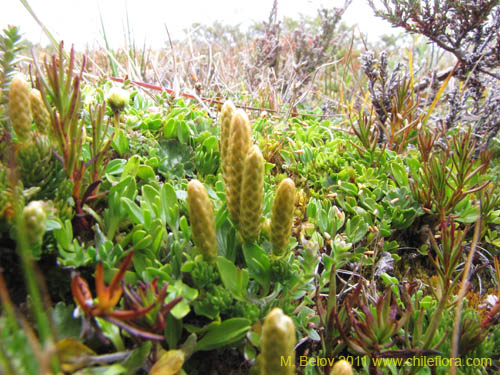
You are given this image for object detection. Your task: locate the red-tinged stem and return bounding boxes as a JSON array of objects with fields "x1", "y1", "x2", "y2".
[
  {"x1": 107, "y1": 303, "x2": 156, "y2": 320},
  {"x1": 108, "y1": 76, "x2": 347, "y2": 119},
  {"x1": 104, "y1": 316, "x2": 165, "y2": 341},
  {"x1": 108, "y1": 251, "x2": 135, "y2": 294},
  {"x1": 109, "y1": 76, "x2": 284, "y2": 115}
]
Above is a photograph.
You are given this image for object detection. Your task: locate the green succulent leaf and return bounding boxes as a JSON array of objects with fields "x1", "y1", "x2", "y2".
[
  {"x1": 52, "y1": 302, "x2": 81, "y2": 340},
  {"x1": 137, "y1": 164, "x2": 155, "y2": 180},
  {"x1": 121, "y1": 197, "x2": 144, "y2": 225},
  {"x1": 243, "y1": 243, "x2": 271, "y2": 294},
  {"x1": 121, "y1": 155, "x2": 140, "y2": 179},
  {"x1": 390, "y1": 159, "x2": 409, "y2": 187},
  {"x1": 195, "y1": 318, "x2": 251, "y2": 351},
  {"x1": 453, "y1": 199, "x2": 480, "y2": 223},
  {"x1": 344, "y1": 215, "x2": 369, "y2": 244},
  {"x1": 111, "y1": 130, "x2": 129, "y2": 156},
  {"x1": 216, "y1": 256, "x2": 249, "y2": 301}
]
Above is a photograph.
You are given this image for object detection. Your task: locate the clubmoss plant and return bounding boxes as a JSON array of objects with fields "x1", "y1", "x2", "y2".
[
  {"x1": 0, "y1": 26, "x2": 22, "y2": 81},
  {"x1": 0, "y1": 26, "x2": 23, "y2": 130},
  {"x1": 8, "y1": 74, "x2": 31, "y2": 142},
  {"x1": 17, "y1": 135, "x2": 63, "y2": 196},
  {"x1": 220, "y1": 100, "x2": 236, "y2": 177},
  {"x1": 260, "y1": 307, "x2": 296, "y2": 375},
  {"x1": 29, "y1": 88, "x2": 50, "y2": 134},
  {"x1": 22, "y1": 200, "x2": 47, "y2": 246},
  {"x1": 226, "y1": 109, "x2": 252, "y2": 226},
  {"x1": 271, "y1": 178, "x2": 296, "y2": 256},
  {"x1": 239, "y1": 145, "x2": 265, "y2": 243},
  {"x1": 0, "y1": 163, "x2": 14, "y2": 221},
  {"x1": 187, "y1": 179, "x2": 218, "y2": 263}
]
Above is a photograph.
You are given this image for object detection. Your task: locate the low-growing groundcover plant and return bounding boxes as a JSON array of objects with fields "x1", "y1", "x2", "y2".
[{"x1": 1, "y1": 0, "x2": 500, "y2": 374}]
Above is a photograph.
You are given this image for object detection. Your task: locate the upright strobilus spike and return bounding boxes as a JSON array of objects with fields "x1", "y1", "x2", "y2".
[
  {"x1": 225, "y1": 109, "x2": 252, "y2": 226},
  {"x1": 271, "y1": 178, "x2": 296, "y2": 256}
]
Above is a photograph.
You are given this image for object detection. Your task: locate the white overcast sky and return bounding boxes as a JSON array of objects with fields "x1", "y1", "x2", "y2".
[{"x1": 2, "y1": 0, "x2": 396, "y2": 49}]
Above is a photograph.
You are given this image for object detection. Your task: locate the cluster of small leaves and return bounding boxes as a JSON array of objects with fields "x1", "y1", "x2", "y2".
[
  {"x1": 0, "y1": 26, "x2": 24, "y2": 145},
  {"x1": 409, "y1": 120, "x2": 490, "y2": 218},
  {"x1": 194, "y1": 286, "x2": 260, "y2": 323},
  {"x1": 193, "y1": 284, "x2": 233, "y2": 318},
  {"x1": 0, "y1": 26, "x2": 23, "y2": 102},
  {"x1": 190, "y1": 260, "x2": 260, "y2": 322},
  {"x1": 270, "y1": 257, "x2": 296, "y2": 284},
  {"x1": 190, "y1": 259, "x2": 220, "y2": 289}
]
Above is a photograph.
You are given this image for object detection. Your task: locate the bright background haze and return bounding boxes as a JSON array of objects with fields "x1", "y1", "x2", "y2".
[{"x1": 2, "y1": 0, "x2": 396, "y2": 49}]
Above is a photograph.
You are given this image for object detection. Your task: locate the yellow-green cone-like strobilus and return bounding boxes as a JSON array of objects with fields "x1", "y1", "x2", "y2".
[
  {"x1": 260, "y1": 308, "x2": 296, "y2": 375},
  {"x1": 29, "y1": 89, "x2": 50, "y2": 135},
  {"x1": 220, "y1": 100, "x2": 236, "y2": 177},
  {"x1": 239, "y1": 145, "x2": 265, "y2": 243},
  {"x1": 187, "y1": 179, "x2": 217, "y2": 263},
  {"x1": 22, "y1": 200, "x2": 47, "y2": 246},
  {"x1": 330, "y1": 360, "x2": 353, "y2": 375},
  {"x1": 226, "y1": 109, "x2": 252, "y2": 226},
  {"x1": 9, "y1": 75, "x2": 32, "y2": 141},
  {"x1": 271, "y1": 178, "x2": 296, "y2": 256}
]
